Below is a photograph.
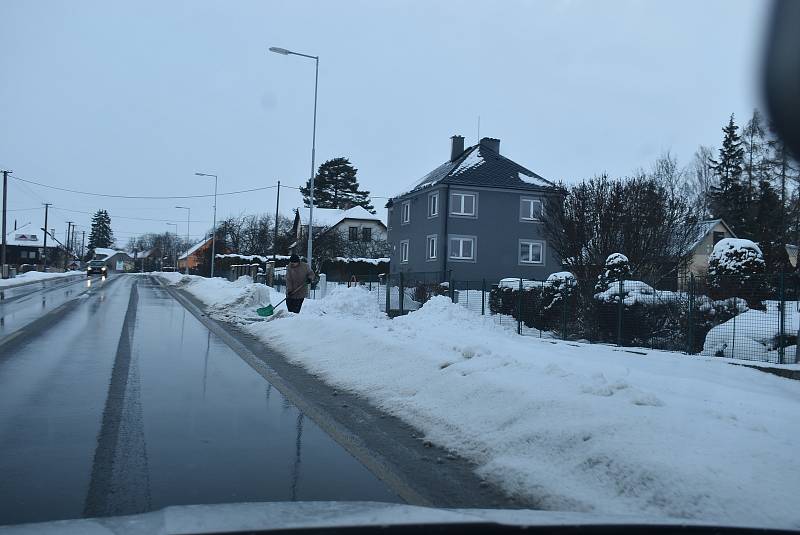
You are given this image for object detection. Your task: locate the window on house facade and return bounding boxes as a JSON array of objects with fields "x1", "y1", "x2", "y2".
[
  {"x1": 349, "y1": 226, "x2": 359, "y2": 241},
  {"x1": 401, "y1": 201, "x2": 411, "y2": 224},
  {"x1": 713, "y1": 231, "x2": 725, "y2": 245},
  {"x1": 362, "y1": 227, "x2": 372, "y2": 242},
  {"x1": 449, "y1": 235, "x2": 476, "y2": 261},
  {"x1": 428, "y1": 192, "x2": 439, "y2": 217},
  {"x1": 426, "y1": 235, "x2": 437, "y2": 260},
  {"x1": 519, "y1": 240, "x2": 545, "y2": 264},
  {"x1": 400, "y1": 240, "x2": 409, "y2": 263},
  {"x1": 450, "y1": 192, "x2": 476, "y2": 217},
  {"x1": 520, "y1": 198, "x2": 543, "y2": 221}
]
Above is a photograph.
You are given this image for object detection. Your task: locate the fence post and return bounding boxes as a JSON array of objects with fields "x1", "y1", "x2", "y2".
[
  {"x1": 517, "y1": 278, "x2": 523, "y2": 335},
  {"x1": 617, "y1": 279, "x2": 624, "y2": 346},
  {"x1": 779, "y1": 272, "x2": 786, "y2": 364},
  {"x1": 732, "y1": 296, "x2": 737, "y2": 359},
  {"x1": 687, "y1": 274, "x2": 695, "y2": 354},
  {"x1": 385, "y1": 274, "x2": 391, "y2": 315},
  {"x1": 449, "y1": 273, "x2": 455, "y2": 302},
  {"x1": 561, "y1": 290, "x2": 568, "y2": 340},
  {"x1": 399, "y1": 272, "x2": 405, "y2": 315},
  {"x1": 481, "y1": 279, "x2": 486, "y2": 315}
]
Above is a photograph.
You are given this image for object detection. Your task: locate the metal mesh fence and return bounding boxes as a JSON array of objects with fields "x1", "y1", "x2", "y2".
[
  {"x1": 368, "y1": 271, "x2": 799, "y2": 365},
  {"x1": 257, "y1": 267, "x2": 799, "y2": 364}
]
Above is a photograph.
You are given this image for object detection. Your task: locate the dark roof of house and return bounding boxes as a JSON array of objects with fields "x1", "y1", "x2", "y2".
[{"x1": 395, "y1": 142, "x2": 557, "y2": 200}]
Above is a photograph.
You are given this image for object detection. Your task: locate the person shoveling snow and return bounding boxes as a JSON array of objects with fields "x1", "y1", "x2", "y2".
[{"x1": 257, "y1": 254, "x2": 316, "y2": 317}]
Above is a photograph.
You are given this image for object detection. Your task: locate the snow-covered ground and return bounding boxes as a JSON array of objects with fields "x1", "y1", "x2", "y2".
[
  {"x1": 157, "y1": 274, "x2": 800, "y2": 528},
  {"x1": 0, "y1": 270, "x2": 82, "y2": 288}
]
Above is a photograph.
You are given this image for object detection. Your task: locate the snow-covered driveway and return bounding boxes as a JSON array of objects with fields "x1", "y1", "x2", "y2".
[{"x1": 161, "y1": 274, "x2": 800, "y2": 528}]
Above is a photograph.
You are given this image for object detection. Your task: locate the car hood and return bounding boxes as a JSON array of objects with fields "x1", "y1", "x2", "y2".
[{"x1": 1, "y1": 501, "x2": 795, "y2": 534}]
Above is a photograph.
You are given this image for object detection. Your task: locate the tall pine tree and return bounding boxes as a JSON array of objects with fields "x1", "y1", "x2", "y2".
[
  {"x1": 88, "y1": 209, "x2": 114, "y2": 249},
  {"x1": 300, "y1": 157, "x2": 374, "y2": 212},
  {"x1": 709, "y1": 114, "x2": 747, "y2": 234}
]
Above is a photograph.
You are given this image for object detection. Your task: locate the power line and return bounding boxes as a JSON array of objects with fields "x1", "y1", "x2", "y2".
[
  {"x1": 10, "y1": 174, "x2": 278, "y2": 199},
  {"x1": 51, "y1": 205, "x2": 212, "y2": 223}
]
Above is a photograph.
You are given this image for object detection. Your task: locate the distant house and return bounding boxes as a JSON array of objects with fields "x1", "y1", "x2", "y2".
[
  {"x1": 177, "y1": 237, "x2": 215, "y2": 272},
  {"x1": 92, "y1": 248, "x2": 133, "y2": 272},
  {"x1": 294, "y1": 206, "x2": 387, "y2": 243},
  {"x1": 3, "y1": 223, "x2": 59, "y2": 268},
  {"x1": 680, "y1": 219, "x2": 737, "y2": 284},
  {"x1": 386, "y1": 135, "x2": 564, "y2": 282}
]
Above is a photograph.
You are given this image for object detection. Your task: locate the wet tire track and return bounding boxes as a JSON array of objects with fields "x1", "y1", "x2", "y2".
[{"x1": 84, "y1": 279, "x2": 152, "y2": 517}]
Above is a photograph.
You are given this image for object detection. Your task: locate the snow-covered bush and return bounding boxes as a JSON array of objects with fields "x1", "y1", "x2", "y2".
[
  {"x1": 595, "y1": 253, "x2": 632, "y2": 292},
  {"x1": 542, "y1": 271, "x2": 577, "y2": 310},
  {"x1": 707, "y1": 238, "x2": 766, "y2": 307}
]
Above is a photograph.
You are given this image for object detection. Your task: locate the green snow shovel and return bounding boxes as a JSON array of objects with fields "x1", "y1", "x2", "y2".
[{"x1": 257, "y1": 285, "x2": 304, "y2": 317}]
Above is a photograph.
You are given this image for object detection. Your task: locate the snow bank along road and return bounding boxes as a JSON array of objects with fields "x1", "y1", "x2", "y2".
[
  {"x1": 159, "y1": 273, "x2": 800, "y2": 529},
  {"x1": 0, "y1": 275, "x2": 396, "y2": 527}
]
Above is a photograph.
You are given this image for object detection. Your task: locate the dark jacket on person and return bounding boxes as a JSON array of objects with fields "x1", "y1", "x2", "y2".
[{"x1": 285, "y1": 262, "x2": 314, "y2": 299}]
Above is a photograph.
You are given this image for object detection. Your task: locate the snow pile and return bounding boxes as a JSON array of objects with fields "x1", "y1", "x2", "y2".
[
  {"x1": 0, "y1": 270, "x2": 81, "y2": 288},
  {"x1": 157, "y1": 273, "x2": 273, "y2": 322},
  {"x1": 702, "y1": 302, "x2": 798, "y2": 364},
  {"x1": 708, "y1": 238, "x2": 765, "y2": 278},
  {"x1": 239, "y1": 288, "x2": 800, "y2": 527}
]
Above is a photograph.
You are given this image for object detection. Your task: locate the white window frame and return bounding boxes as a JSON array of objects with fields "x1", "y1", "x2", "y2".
[
  {"x1": 401, "y1": 201, "x2": 411, "y2": 224},
  {"x1": 400, "y1": 239, "x2": 410, "y2": 263},
  {"x1": 448, "y1": 234, "x2": 477, "y2": 262},
  {"x1": 520, "y1": 197, "x2": 543, "y2": 222},
  {"x1": 518, "y1": 239, "x2": 545, "y2": 265},
  {"x1": 428, "y1": 192, "x2": 439, "y2": 218},
  {"x1": 450, "y1": 191, "x2": 477, "y2": 218},
  {"x1": 426, "y1": 234, "x2": 438, "y2": 261}
]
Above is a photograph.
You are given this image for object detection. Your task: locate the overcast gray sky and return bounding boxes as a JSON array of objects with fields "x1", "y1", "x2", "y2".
[{"x1": 0, "y1": 0, "x2": 769, "y2": 246}]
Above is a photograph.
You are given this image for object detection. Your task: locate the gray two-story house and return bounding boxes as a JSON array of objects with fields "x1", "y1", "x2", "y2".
[{"x1": 386, "y1": 135, "x2": 564, "y2": 283}]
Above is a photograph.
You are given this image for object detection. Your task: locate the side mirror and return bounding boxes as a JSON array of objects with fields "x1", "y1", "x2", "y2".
[{"x1": 763, "y1": 0, "x2": 800, "y2": 157}]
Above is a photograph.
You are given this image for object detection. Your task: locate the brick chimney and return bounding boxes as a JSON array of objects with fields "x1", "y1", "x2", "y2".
[
  {"x1": 479, "y1": 137, "x2": 500, "y2": 154},
  {"x1": 450, "y1": 135, "x2": 465, "y2": 162}
]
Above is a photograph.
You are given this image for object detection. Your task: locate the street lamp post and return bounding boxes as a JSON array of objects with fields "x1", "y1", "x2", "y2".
[
  {"x1": 176, "y1": 206, "x2": 190, "y2": 275},
  {"x1": 167, "y1": 223, "x2": 178, "y2": 270},
  {"x1": 269, "y1": 45, "x2": 319, "y2": 268},
  {"x1": 194, "y1": 173, "x2": 218, "y2": 277}
]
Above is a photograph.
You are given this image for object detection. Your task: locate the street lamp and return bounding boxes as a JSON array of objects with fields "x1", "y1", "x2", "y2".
[
  {"x1": 269, "y1": 45, "x2": 319, "y2": 268},
  {"x1": 167, "y1": 222, "x2": 178, "y2": 270},
  {"x1": 175, "y1": 206, "x2": 191, "y2": 275},
  {"x1": 194, "y1": 172, "x2": 218, "y2": 277}
]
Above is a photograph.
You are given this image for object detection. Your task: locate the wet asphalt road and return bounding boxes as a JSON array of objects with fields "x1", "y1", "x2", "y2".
[{"x1": 0, "y1": 275, "x2": 396, "y2": 526}]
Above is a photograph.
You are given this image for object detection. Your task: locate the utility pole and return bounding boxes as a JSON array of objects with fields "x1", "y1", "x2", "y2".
[
  {"x1": 1, "y1": 169, "x2": 11, "y2": 278},
  {"x1": 81, "y1": 231, "x2": 86, "y2": 260},
  {"x1": 273, "y1": 180, "x2": 280, "y2": 262},
  {"x1": 66, "y1": 221, "x2": 74, "y2": 266},
  {"x1": 42, "y1": 203, "x2": 51, "y2": 271}
]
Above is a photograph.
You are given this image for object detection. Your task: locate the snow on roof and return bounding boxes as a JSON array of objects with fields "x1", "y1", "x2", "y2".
[
  {"x1": 178, "y1": 237, "x2": 211, "y2": 260},
  {"x1": 92, "y1": 247, "x2": 125, "y2": 259},
  {"x1": 451, "y1": 147, "x2": 485, "y2": 176},
  {"x1": 689, "y1": 219, "x2": 736, "y2": 251},
  {"x1": 301, "y1": 206, "x2": 384, "y2": 228},
  {"x1": 4, "y1": 222, "x2": 58, "y2": 248}
]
